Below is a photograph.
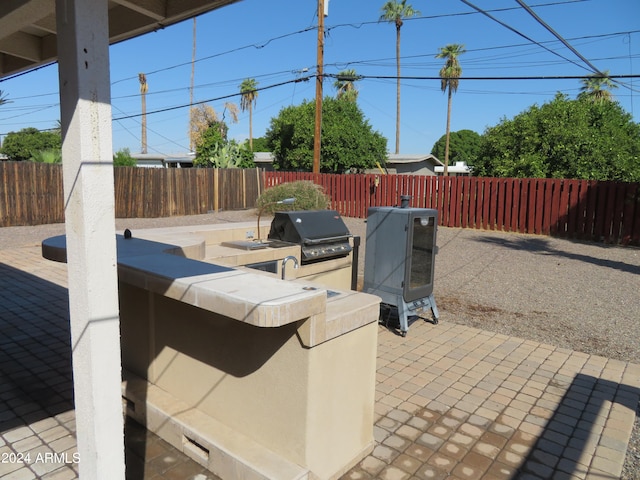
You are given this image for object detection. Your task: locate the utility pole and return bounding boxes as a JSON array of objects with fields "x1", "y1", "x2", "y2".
[
  {"x1": 139, "y1": 73, "x2": 148, "y2": 154},
  {"x1": 312, "y1": 0, "x2": 326, "y2": 173},
  {"x1": 189, "y1": 17, "x2": 196, "y2": 152}
]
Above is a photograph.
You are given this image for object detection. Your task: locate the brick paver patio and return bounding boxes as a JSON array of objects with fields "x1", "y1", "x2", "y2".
[{"x1": 1, "y1": 245, "x2": 638, "y2": 479}]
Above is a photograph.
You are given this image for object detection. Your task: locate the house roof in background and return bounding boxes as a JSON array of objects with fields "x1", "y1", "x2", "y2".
[
  {"x1": 386, "y1": 154, "x2": 443, "y2": 166},
  {"x1": 0, "y1": 0, "x2": 241, "y2": 79}
]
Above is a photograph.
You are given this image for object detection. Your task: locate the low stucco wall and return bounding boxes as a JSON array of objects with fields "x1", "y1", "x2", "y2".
[{"x1": 120, "y1": 282, "x2": 378, "y2": 479}]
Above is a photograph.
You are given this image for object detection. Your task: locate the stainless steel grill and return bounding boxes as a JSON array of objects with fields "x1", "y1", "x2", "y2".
[{"x1": 268, "y1": 210, "x2": 352, "y2": 264}]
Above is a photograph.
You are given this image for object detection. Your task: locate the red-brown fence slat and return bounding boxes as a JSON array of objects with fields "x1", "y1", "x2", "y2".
[
  {"x1": 335, "y1": 173, "x2": 342, "y2": 214},
  {"x1": 557, "y1": 180, "x2": 570, "y2": 236},
  {"x1": 524, "y1": 178, "x2": 536, "y2": 234},
  {"x1": 518, "y1": 178, "x2": 529, "y2": 233},
  {"x1": 438, "y1": 177, "x2": 449, "y2": 225},
  {"x1": 480, "y1": 179, "x2": 490, "y2": 230},
  {"x1": 466, "y1": 177, "x2": 475, "y2": 229},
  {"x1": 472, "y1": 177, "x2": 482, "y2": 230},
  {"x1": 541, "y1": 179, "x2": 553, "y2": 235},
  {"x1": 611, "y1": 182, "x2": 627, "y2": 243},
  {"x1": 603, "y1": 182, "x2": 618, "y2": 242},
  {"x1": 494, "y1": 178, "x2": 504, "y2": 232},
  {"x1": 584, "y1": 180, "x2": 598, "y2": 241},
  {"x1": 421, "y1": 175, "x2": 430, "y2": 209},
  {"x1": 506, "y1": 178, "x2": 515, "y2": 232},
  {"x1": 593, "y1": 182, "x2": 608, "y2": 240},
  {"x1": 548, "y1": 179, "x2": 561, "y2": 235},
  {"x1": 630, "y1": 184, "x2": 640, "y2": 245},
  {"x1": 385, "y1": 175, "x2": 395, "y2": 206},
  {"x1": 450, "y1": 176, "x2": 460, "y2": 227},
  {"x1": 621, "y1": 183, "x2": 639, "y2": 245},
  {"x1": 487, "y1": 178, "x2": 497, "y2": 230},
  {"x1": 533, "y1": 179, "x2": 544, "y2": 234},
  {"x1": 460, "y1": 176, "x2": 470, "y2": 228},
  {"x1": 423, "y1": 176, "x2": 432, "y2": 209},
  {"x1": 346, "y1": 174, "x2": 354, "y2": 217},
  {"x1": 354, "y1": 174, "x2": 362, "y2": 218},
  {"x1": 566, "y1": 179, "x2": 580, "y2": 238},
  {"x1": 574, "y1": 180, "x2": 589, "y2": 239}
]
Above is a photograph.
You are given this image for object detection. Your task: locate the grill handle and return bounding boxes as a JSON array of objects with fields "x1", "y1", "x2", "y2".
[{"x1": 302, "y1": 234, "x2": 353, "y2": 245}]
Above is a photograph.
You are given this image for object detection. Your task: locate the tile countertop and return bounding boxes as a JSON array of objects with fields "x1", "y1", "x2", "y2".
[{"x1": 41, "y1": 227, "x2": 380, "y2": 342}]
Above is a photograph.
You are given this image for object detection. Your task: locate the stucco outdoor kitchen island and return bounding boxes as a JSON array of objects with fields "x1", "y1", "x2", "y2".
[{"x1": 42, "y1": 221, "x2": 381, "y2": 480}]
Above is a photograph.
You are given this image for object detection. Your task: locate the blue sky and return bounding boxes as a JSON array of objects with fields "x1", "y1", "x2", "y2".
[{"x1": 0, "y1": 0, "x2": 638, "y2": 156}]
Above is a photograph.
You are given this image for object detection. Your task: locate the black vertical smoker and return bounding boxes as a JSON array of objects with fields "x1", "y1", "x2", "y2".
[{"x1": 363, "y1": 197, "x2": 439, "y2": 336}]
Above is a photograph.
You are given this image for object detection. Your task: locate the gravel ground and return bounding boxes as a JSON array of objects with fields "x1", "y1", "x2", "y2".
[{"x1": 2, "y1": 209, "x2": 639, "y2": 478}]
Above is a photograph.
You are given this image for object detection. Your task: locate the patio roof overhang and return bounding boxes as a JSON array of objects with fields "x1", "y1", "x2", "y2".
[{"x1": 0, "y1": 0, "x2": 241, "y2": 79}]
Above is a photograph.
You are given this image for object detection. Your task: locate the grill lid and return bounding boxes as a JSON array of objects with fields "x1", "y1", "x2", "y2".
[{"x1": 268, "y1": 210, "x2": 352, "y2": 262}]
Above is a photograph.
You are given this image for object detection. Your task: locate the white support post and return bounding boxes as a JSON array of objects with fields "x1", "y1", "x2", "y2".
[{"x1": 55, "y1": 0, "x2": 125, "y2": 478}]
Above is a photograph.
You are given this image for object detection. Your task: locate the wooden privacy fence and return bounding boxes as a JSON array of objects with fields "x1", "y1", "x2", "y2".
[
  {"x1": 114, "y1": 167, "x2": 262, "y2": 218},
  {"x1": 2, "y1": 162, "x2": 639, "y2": 245},
  {"x1": 265, "y1": 172, "x2": 640, "y2": 246},
  {"x1": 0, "y1": 163, "x2": 263, "y2": 227},
  {"x1": 0, "y1": 161, "x2": 65, "y2": 226}
]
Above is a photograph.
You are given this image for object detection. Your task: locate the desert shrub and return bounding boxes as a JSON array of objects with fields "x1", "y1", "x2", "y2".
[
  {"x1": 113, "y1": 148, "x2": 136, "y2": 166},
  {"x1": 256, "y1": 181, "x2": 330, "y2": 214},
  {"x1": 30, "y1": 149, "x2": 62, "y2": 163}
]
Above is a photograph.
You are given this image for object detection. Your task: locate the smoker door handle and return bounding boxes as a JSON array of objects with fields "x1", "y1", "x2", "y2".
[{"x1": 302, "y1": 235, "x2": 353, "y2": 245}]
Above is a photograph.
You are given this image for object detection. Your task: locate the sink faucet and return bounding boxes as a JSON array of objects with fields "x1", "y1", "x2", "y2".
[{"x1": 281, "y1": 255, "x2": 299, "y2": 279}]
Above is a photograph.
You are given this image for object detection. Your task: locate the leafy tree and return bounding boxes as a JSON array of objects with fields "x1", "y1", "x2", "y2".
[
  {"x1": 265, "y1": 97, "x2": 387, "y2": 173},
  {"x1": 193, "y1": 120, "x2": 255, "y2": 168},
  {"x1": 194, "y1": 120, "x2": 227, "y2": 166},
  {"x1": 189, "y1": 102, "x2": 238, "y2": 151},
  {"x1": 380, "y1": 0, "x2": 420, "y2": 154},
  {"x1": 0, "y1": 127, "x2": 61, "y2": 161},
  {"x1": 240, "y1": 78, "x2": 259, "y2": 150},
  {"x1": 436, "y1": 43, "x2": 466, "y2": 176},
  {"x1": 474, "y1": 93, "x2": 640, "y2": 181},
  {"x1": 578, "y1": 71, "x2": 617, "y2": 104},
  {"x1": 245, "y1": 136, "x2": 269, "y2": 152},
  {"x1": 333, "y1": 69, "x2": 360, "y2": 102},
  {"x1": 431, "y1": 129, "x2": 481, "y2": 166},
  {"x1": 113, "y1": 148, "x2": 136, "y2": 166}
]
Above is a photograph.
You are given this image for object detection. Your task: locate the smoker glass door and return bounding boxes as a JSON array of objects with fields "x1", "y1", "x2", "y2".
[{"x1": 408, "y1": 216, "x2": 435, "y2": 291}]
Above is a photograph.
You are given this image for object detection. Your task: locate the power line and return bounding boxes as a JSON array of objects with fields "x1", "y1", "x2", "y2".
[
  {"x1": 324, "y1": 30, "x2": 640, "y2": 77},
  {"x1": 459, "y1": 0, "x2": 591, "y2": 72},
  {"x1": 112, "y1": 105, "x2": 189, "y2": 153},
  {"x1": 104, "y1": 0, "x2": 591, "y2": 86},
  {"x1": 515, "y1": 0, "x2": 603, "y2": 75},
  {"x1": 111, "y1": 76, "x2": 311, "y2": 121},
  {"x1": 325, "y1": 73, "x2": 640, "y2": 81}
]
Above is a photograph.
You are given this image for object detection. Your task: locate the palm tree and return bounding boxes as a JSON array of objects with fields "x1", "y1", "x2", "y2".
[
  {"x1": 436, "y1": 44, "x2": 466, "y2": 176},
  {"x1": 0, "y1": 90, "x2": 8, "y2": 106},
  {"x1": 239, "y1": 78, "x2": 259, "y2": 150},
  {"x1": 579, "y1": 71, "x2": 617, "y2": 104},
  {"x1": 334, "y1": 69, "x2": 360, "y2": 102},
  {"x1": 380, "y1": 0, "x2": 420, "y2": 154},
  {"x1": 138, "y1": 73, "x2": 148, "y2": 154}
]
